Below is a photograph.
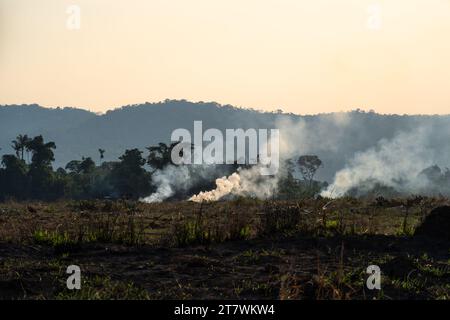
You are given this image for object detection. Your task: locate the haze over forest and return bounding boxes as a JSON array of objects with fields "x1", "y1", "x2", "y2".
[{"x1": 2, "y1": 100, "x2": 450, "y2": 186}]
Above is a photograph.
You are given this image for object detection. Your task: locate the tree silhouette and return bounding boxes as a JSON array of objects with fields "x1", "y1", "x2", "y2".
[
  {"x1": 98, "y1": 148, "x2": 105, "y2": 162},
  {"x1": 297, "y1": 155, "x2": 322, "y2": 187},
  {"x1": 11, "y1": 140, "x2": 21, "y2": 158},
  {"x1": 147, "y1": 142, "x2": 180, "y2": 171},
  {"x1": 65, "y1": 160, "x2": 82, "y2": 173},
  {"x1": 112, "y1": 149, "x2": 151, "y2": 199},
  {"x1": 11, "y1": 135, "x2": 32, "y2": 161},
  {"x1": 79, "y1": 157, "x2": 95, "y2": 174},
  {"x1": 0, "y1": 154, "x2": 28, "y2": 199},
  {"x1": 66, "y1": 157, "x2": 95, "y2": 174},
  {"x1": 27, "y1": 135, "x2": 56, "y2": 168},
  {"x1": 26, "y1": 136, "x2": 57, "y2": 199}
]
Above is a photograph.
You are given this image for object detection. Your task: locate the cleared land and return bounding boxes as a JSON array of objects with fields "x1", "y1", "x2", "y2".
[{"x1": 0, "y1": 198, "x2": 449, "y2": 300}]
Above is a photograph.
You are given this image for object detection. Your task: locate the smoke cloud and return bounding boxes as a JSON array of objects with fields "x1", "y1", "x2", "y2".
[
  {"x1": 322, "y1": 125, "x2": 450, "y2": 197},
  {"x1": 189, "y1": 166, "x2": 279, "y2": 202},
  {"x1": 190, "y1": 173, "x2": 241, "y2": 202},
  {"x1": 140, "y1": 165, "x2": 191, "y2": 203},
  {"x1": 140, "y1": 163, "x2": 246, "y2": 203},
  {"x1": 141, "y1": 112, "x2": 450, "y2": 202}
]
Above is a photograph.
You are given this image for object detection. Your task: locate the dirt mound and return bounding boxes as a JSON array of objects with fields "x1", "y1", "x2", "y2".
[{"x1": 414, "y1": 206, "x2": 450, "y2": 241}]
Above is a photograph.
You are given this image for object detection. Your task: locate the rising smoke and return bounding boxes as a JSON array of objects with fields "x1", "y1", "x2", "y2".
[
  {"x1": 141, "y1": 112, "x2": 450, "y2": 202},
  {"x1": 189, "y1": 172, "x2": 241, "y2": 202},
  {"x1": 189, "y1": 166, "x2": 279, "y2": 202},
  {"x1": 278, "y1": 114, "x2": 450, "y2": 198},
  {"x1": 140, "y1": 165, "x2": 191, "y2": 203},
  {"x1": 321, "y1": 127, "x2": 435, "y2": 197},
  {"x1": 140, "y1": 164, "x2": 278, "y2": 203}
]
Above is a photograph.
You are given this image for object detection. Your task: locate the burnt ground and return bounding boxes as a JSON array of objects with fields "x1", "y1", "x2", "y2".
[{"x1": 0, "y1": 199, "x2": 449, "y2": 300}]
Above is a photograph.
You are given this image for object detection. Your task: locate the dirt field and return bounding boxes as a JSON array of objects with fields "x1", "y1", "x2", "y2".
[{"x1": 0, "y1": 198, "x2": 449, "y2": 300}]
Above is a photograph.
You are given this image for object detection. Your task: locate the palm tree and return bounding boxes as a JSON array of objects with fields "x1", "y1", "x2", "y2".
[
  {"x1": 98, "y1": 148, "x2": 105, "y2": 163},
  {"x1": 11, "y1": 134, "x2": 31, "y2": 161},
  {"x1": 11, "y1": 140, "x2": 21, "y2": 158}
]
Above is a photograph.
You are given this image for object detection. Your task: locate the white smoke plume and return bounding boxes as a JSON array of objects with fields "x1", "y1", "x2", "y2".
[
  {"x1": 189, "y1": 166, "x2": 279, "y2": 202},
  {"x1": 189, "y1": 173, "x2": 241, "y2": 202},
  {"x1": 140, "y1": 164, "x2": 242, "y2": 203},
  {"x1": 275, "y1": 114, "x2": 450, "y2": 198},
  {"x1": 140, "y1": 165, "x2": 191, "y2": 203},
  {"x1": 141, "y1": 112, "x2": 450, "y2": 202},
  {"x1": 321, "y1": 126, "x2": 440, "y2": 198},
  {"x1": 141, "y1": 124, "x2": 282, "y2": 203}
]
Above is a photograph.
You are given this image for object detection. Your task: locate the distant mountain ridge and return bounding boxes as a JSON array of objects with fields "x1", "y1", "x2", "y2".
[{"x1": 2, "y1": 100, "x2": 450, "y2": 182}]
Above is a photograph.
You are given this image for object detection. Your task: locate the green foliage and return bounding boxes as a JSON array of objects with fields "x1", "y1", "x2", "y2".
[
  {"x1": 325, "y1": 219, "x2": 339, "y2": 230},
  {"x1": 0, "y1": 133, "x2": 329, "y2": 202},
  {"x1": 172, "y1": 205, "x2": 253, "y2": 247},
  {"x1": 33, "y1": 229, "x2": 79, "y2": 253},
  {"x1": 0, "y1": 134, "x2": 152, "y2": 200},
  {"x1": 0, "y1": 155, "x2": 28, "y2": 199},
  {"x1": 33, "y1": 230, "x2": 72, "y2": 246},
  {"x1": 111, "y1": 149, "x2": 151, "y2": 199},
  {"x1": 28, "y1": 135, "x2": 56, "y2": 167},
  {"x1": 147, "y1": 142, "x2": 182, "y2": 170}
]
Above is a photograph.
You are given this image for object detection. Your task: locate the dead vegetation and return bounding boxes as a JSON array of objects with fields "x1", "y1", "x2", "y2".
[{"x1": 0, "y1": 197, "x2": 449, "y2": 300}]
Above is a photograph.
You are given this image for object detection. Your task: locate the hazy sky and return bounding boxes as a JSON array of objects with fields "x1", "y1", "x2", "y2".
[{"x1": 1, "y1": 0, "x2": 450, "y2": 114}]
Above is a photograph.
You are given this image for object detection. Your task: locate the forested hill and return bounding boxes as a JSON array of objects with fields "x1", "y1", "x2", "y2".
[{"x1": 1, "y1": 101, "x2": 449, "y2": 182}]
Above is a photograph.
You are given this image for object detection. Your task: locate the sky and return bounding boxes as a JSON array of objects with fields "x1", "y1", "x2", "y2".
[{"x1": 1, "y1": 0, "x2": 450, "y2": 115}]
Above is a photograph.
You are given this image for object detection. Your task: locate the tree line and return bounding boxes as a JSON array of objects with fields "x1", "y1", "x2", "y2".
[{"x1": 0, "y1": 134, "x2": 325, "y2": 201}]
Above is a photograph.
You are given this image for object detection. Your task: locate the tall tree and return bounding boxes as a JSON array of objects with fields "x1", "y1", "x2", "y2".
[
  {"x1": 0, "y1": 155, "x2": 28, "y2": 199},
  {"x1": 98, "y1": 148, "x2": 105, "y2": 163},
  {"x1": 11, "y1": 135, "x2": 32, "y2": 160},
  {"x1": 147, "y1": 141, "x2": 189, "y2": 171},
  {"x1": 147, "y1": 142, "x2": 173, "y2": 170},
  {"x1": 79, "y1": 157, "x2": 95, "y2": 174},
  {"x1": 11, "y1": 140, "x2": 21, "y2": 158},
  {"x1": 27, "y1": 135, "x2": 56, "y2": 168},
  {"x1": 297, "y1": 155, "x2": 322, "y2": 187},
  {"x1": 111, "y1": 149, "x2": 151, "y2": 199},
  {"x1": 65, "y1": 157, "x2": 95, "y2": 174},
  {"x1": 27, "y1": 135, "x2": 57, "y2": 199},
  {"x1": 65, "y1": 160, "x2": 82, "y2": 174}
]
